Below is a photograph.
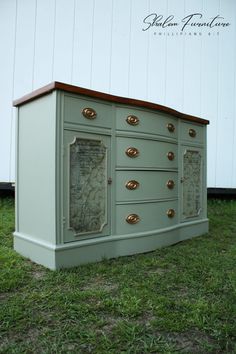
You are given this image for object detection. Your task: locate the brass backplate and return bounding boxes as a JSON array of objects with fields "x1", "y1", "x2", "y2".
[
  {"x1": 126, "y1": 115, "x2": 139, "y2": 126},
  {"x1": 126, "y1": 147, "x2": 139, "y2": 158},
  {"x1": 82, "y1": 107, "x2": 97, "y2": 119},
  {"x1": 126, "y1": 180, "x2": 140, "y2": 190},
  {"x1": 126, "y1": 214, "x2": 140, "y2": 224}
]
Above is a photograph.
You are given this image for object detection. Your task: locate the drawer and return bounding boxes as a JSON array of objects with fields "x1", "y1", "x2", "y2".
[
  {"x1": 64, "y1": 95, "x2": 112, "y2": 128},
  {"x1": 116, "y1": 200, "x2": 178, "y2": 235},
  {"x1": 180, "y1": 121, "x2": 204, "y2": 144},
  {"x1": 116, "y1": 137, "x2": 178, "y2": 169},
  {"x1": 116, "y1": 171, "x2": 178, "y2": 202},
  {"x1": 116, "y1": 106, "x2": 177, "y2": 138}
]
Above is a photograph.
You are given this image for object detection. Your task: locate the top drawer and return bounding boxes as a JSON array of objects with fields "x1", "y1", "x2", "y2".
[
  {"x1": 180, "y1": 121, "x2": 204, "y2": 144},
  {"x1": 116, "y1": 107, "x2": 177, "y2": 138},
  {"x1": 63, "y1": 95, "x2": 112, "y2": 128}
]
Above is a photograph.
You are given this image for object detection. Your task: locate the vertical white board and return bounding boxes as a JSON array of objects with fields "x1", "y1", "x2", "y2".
[
  {"x1": 71, "y1": 0, "x2": 94, "y2": 89},
  {"x1": 201, "y1": 0, "x2": 220, "y2": 187},
  {"x1": 13, "y1": 0, "x2": 36, "y2": 98},
  {"x1": 52, "y1": 0, "x2": 75, "y2": 83},
  {"x1": 109, "y1": 0, "x2": 132, "y2": 97},
  {"x1": 33, "y1": 0, "x2": 56, "y2": 89},
  {"x1": 233, "y1": 25, "x2": 236, "y2": 188},
  {"x1": 0, "y1": 0, "x2": 17, "y2": 181},
  {"x1": 11, "y1": 0, "x2": 36, "y2": 182},
  {"x1": 233, "y1": 75, "x2": 236, "y2": 187},
  {"x1": 182, "y1": 0, "x2": 203, "y2": 117},
  {"x1": 128, "y1": 0, "x2": 149, "y2": 100},
  {"x1": 146, "y1": 0, "x2": 168, "y2": 104},
  {"x1": 215, "y1": 0, "x2": 236, "y2": 187},
  {"x1": 165, "y1": 0, "x2": 185, "y2": 111},
  {"x1": 90, "y1": 0, "x2": 113, "y2": 93}
]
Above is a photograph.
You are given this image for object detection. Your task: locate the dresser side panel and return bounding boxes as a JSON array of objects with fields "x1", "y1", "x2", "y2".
[{"x1": 17, "y1": 93, "x2": 57, "y2": 243}]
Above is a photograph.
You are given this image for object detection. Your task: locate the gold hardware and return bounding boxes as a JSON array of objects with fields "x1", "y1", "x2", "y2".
[
  {"x1": 82, "y1": 107, "x2": 97, "y2": 119},
  {"x1": 189, "y1": 128, "x2": 196, "y2": 138},
  {"x1": 167, "y1": 151, "x2": 175, "y2": 161},
  {"x1": 126, "y1": 147, "x2": 139, "y2": 158},
  {"x1": 166, "y1": 180, "x2": 175, "y2": 189},
  {"x1": 167, "y1": 209, "x2": 175, "y2": 218},
  {"x1": 126, "y1": 115, "x2": 140, "y2": 126},
  {"x1": 126, "y1": 180, "x2": 140, "y2": 190},
  {"x1": 167, "y1": 123, "x2": 175, "y2": 133},
  {"x1": 126, "y1": 214, "x2": 140, "y2": 224}
]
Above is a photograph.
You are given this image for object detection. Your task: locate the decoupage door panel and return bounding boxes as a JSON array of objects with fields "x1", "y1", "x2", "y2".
[
  {"x1": 180, "y1": 146, "x2": 204, "y2": 221},
  {"x1": 63, "y1": 130, "x2": 111, "y2": 242}
]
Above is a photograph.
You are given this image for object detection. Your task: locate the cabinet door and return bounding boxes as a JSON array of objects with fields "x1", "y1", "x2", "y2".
[
  {"x1": 180, "y1": 147, "x2": 205, "y2": 221},
  {"x1": 63, "y1": 131, "x2": 111, "y2": 242}
]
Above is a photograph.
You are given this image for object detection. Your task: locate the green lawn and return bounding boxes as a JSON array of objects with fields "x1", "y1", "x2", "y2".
[{"x1": 0, "y1": 197, "x2": 236, "y2": 353}]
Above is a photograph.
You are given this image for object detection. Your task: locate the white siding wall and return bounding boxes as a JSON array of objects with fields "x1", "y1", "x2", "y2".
[
  {"x1": 1, "y1": 0, "x2": 236, "y2": 188},
  {"x1": 0, "y1": 0, "x2": 17, "y2": 182}
]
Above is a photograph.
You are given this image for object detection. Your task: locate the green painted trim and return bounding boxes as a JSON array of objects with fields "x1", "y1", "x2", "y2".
[
  {"x1": 14, "y1": 219, "x2": 208, "y2": 270},
  {"x1": 14, "y1": 218, "x2": 208, "y2": 251}
]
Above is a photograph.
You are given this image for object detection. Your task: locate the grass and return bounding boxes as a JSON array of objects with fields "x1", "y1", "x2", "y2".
[{"x1": 0, "y1": 197, "x2": 236, "y2": 353}]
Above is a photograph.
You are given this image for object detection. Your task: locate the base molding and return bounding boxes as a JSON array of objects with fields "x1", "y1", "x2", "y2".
[{"x1": 14, "y1": 219, "x2": 209, "y2": 270}]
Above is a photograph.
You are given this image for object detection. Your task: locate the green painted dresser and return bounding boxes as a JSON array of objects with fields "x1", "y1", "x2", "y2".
[{"x1": 13, "y1": 82, "x2": 209, "y2": 270}]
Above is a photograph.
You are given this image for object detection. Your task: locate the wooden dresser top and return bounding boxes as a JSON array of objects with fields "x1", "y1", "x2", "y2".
[{"x1": 13, "y1": 81, "x2": 209, "y2": 125}]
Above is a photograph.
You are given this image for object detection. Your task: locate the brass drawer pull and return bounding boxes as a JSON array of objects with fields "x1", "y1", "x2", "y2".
[
  {"x1": 126, "y1": 180, "x2": 140, "y2": 190},
  {"x1": 167, "y1": 123, "x2": 175, "y2": 133},
  {"x1": 82, "y1": 107, "x2": 97, "y2": 120},
  {"x1": 126, "y1": 147, "x2": 139, "y2": 158},
  {"x1": 126, "y1": 214, "x2": 140, "y2": 224},
  {"x1": 126, "y1": 115, "x2": 139, "y2": 126},
  {"x1": 166, "y1": 179, "x2": 175, "y2": 189},
  {"x1": 189, "y1": 128, "x2": 196, "y2": 138},
  {"x1": 167, "y1": 209, "x2": 175, "y2": 218},
  {"x1": 167, "y1": 151, "x2": 175, "y2": 161}
]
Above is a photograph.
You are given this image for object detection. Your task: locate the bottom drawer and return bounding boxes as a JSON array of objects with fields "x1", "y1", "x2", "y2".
[{"x1": 116, "y1": 200, "x2": 178, "y2": 235}]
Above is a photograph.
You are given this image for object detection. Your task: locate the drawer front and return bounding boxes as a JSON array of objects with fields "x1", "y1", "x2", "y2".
[
  {"x1": 116, "y1": 171, "x2": 178, "y2": 202},
  {"x1": 180, "y1": 122, "x2": 204, "y2": 144},
  {"x1": 116, "y1": 137, "x2": 178, "y2": 169},
  {"x1": 116, "y1": 200, "x2": 178, "y2": 235},
  {"x1": 116, "y1": 107, "x2": 177, "y2": 138},
  {"x1": 64, "y1": 95, "x2": 112, "y2": 128}
]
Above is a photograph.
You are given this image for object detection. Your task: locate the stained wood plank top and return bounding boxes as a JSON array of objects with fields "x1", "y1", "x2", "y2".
[{"x1": 13, "y1": 81, "x2": 209, "y2": 125}]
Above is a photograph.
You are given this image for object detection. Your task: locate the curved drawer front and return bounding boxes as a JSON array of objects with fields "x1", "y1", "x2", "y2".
[
  {"x1": 116, "y1": 200, "x2": 178, "y2": 235},
  {"x1": 64, "y1": 95, "x2": 112, "y2": 128},
  {"x1": 116, "y1": 171, "x2": 178, "y2": 202},
  {"x1": 116, "y1": 137, "x2": 178, "y2": 168},
  {"x1": 180, "y1": 122, "x2": 204, "y2": 144},
  {"x1": 116, "y1": 107, "x2": 177, "y2": 138},
  {"x1": 116, "y1": 107, "x2": 178, "y2": 138}
]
